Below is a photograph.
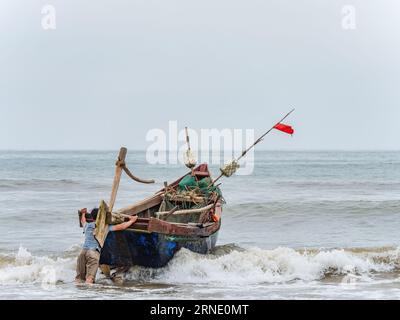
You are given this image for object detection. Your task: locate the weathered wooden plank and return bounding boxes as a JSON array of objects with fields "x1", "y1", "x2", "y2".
[
  {"x1": 144, "y1": 217, "x2": 221, "y2": 237},
  {"x1": 109, "y1": 147, "x2": 127, "y2": 212},
  {"x1": 163, "y1": 194, "x2": 206, "y2": 203},
  {"x1": 116, "y1": 194, "x2": 163, "y2": 215},
  {"x1": 156, "y1": 203, "x2": 214, "y2": 216},
  {"x1": 94, "y1": 200, "x2": 110, "y2": 248}
]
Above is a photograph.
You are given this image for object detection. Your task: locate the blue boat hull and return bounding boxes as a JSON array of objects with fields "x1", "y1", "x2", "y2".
[{"x1": 99, "y1": 229, "x2": 219, "y2": 268}]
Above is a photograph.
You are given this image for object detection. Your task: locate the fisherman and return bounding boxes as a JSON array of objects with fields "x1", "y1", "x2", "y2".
[{"x1": 75, "y1": 207, "x2": 137, "y2": 284}]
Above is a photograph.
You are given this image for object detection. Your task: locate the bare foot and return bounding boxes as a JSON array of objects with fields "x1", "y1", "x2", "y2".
[{"x1": 85, "y1": 277, "x2": 95, "y2": 285}]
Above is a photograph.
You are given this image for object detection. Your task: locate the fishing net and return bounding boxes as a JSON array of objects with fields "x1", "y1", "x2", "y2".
[
  {"x1": 220, "y1": 160, "x2": 240, "y2": 177},
  {"x1": 161, "y1": 174, "x2": 224, "y2": 223},
  {"x1": 178, "y1": 175, "x2": 198, "y2": 190},
  {"x1": 178, "y1": 176, "x2": 222, "y2": 198},
  {"x1": 184, "y1": 150, "x2": 197, "y2": 168}
]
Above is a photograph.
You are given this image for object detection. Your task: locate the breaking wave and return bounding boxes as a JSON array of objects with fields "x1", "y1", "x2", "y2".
[
  {"x1": 127, "y1": 245, "x2": 400, "y2": 284},
  {"x1": 1, "y1": 245, "x2": 400, "y2": 286},
  {"x1": 0, "y1": 247, "x2": 76, "y2": 285}
]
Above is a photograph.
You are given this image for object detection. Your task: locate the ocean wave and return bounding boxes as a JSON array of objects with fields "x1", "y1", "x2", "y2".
[
  {"x1": 0, "y1": 179, "x2": 78, "y2": 190},
  {"x1": 125, "y1": 245, "x2": 400, "y2": 284},
  {"x1": 0, "y1": 178, "x2": 109, "y2": 191},
  {"x1": 271, "y1": 180, "x2": 400, "y2": 188},
  {"x1": 226, "y1": 200, "x2": 400, "y2": 217},
  {"x1": 1, "y1": 245, "x2": 399, "y2": 286},
  {"x1": 0, "y1": 247, "x2": 76, "y2": 285}
]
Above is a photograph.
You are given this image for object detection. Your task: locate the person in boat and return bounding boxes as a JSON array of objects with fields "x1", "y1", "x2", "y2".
[{"x1": 75, "y1": 207, "x2": 137, "y2": 284}]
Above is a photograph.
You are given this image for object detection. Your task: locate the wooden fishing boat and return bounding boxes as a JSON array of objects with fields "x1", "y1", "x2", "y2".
[
  {"x1": 94, "y1": 152, "x2": 223, "y2": 269},
  {"x1": 90, "y1": 111, "x2": 295, "y2": 271}
]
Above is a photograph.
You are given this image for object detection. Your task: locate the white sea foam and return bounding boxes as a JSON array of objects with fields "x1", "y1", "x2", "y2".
[
  {"x1": 1, "y1": 246, "x2": 399, "y2": 287},
  {"x1": 127, "y1": 246, "x2": 400, "y2": 284},
  {"x1": 0, "y1": 247, "x2": 76, "y2": 285}
]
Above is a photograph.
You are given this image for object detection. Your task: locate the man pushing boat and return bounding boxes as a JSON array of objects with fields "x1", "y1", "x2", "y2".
[
  {"x1": 75, "y1": 207, "x2": 138, "y2": 284},
  {"x1": 74, "y1": 112, "x2": 295, "y2": 274}
]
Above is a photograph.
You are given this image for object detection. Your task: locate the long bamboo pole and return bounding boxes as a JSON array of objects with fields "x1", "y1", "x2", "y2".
[
  {"x1": 185, "y1": 127, "x2": 191, "y2": 151},
  {"x1": 184, "y1": 126, "x2": 196, "y2": 170},
  {"x1": 211, "y1": 108, "x2": 295, "y2": 186}
]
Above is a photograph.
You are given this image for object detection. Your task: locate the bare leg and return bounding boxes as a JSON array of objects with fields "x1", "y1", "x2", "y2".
[{"x1": 75, "y1": 250, "x2": 87, "y2": 283}]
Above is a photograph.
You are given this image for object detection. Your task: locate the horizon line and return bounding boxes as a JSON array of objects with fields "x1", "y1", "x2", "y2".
[{"x1": 1, "y1": 148, "x2": 400, "y2": 152}]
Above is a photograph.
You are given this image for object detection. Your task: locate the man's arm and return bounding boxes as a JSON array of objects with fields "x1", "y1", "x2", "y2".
[
  {"x1": 110, "y1": 215, "x2": 138, "y2": 231},
  {"x1": 80, "y1": 208, "x2": 88, "y2": 227}
]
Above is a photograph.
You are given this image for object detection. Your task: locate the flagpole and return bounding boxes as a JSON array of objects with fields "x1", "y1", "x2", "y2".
[
  {"x1": 210, "y1": 108, "x2": 295, "y2": 186},
  {"x1": 236, "y1": 108, "x2": 295, "y2": 162}
]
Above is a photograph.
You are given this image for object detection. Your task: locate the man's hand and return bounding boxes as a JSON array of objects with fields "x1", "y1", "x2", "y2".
[
  {"x1": 129, "y1": 215, "x2": 138, "y2": 223},
  {"x1": 80, "y1": 208, "x2": 88, "y2": 226}
]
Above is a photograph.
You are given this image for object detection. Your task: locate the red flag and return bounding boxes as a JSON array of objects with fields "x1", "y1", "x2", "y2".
[{"x1": 274, "y1": 123, "x2": 294, "y2": 135}]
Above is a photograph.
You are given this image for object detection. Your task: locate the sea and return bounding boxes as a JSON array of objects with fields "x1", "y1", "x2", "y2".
[{"x1": 1, "y1": 150, "x2": 400, "y2": 300}]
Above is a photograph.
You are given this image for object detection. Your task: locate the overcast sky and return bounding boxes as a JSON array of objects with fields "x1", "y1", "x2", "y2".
[{"x1": 0, "y1": 0, "x2": 399, "y2": 150}]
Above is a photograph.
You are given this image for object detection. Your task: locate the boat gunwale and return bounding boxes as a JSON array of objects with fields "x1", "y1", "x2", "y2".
[{"x1": 116, "y1": 163, "x2": 215, "y2": 215}]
